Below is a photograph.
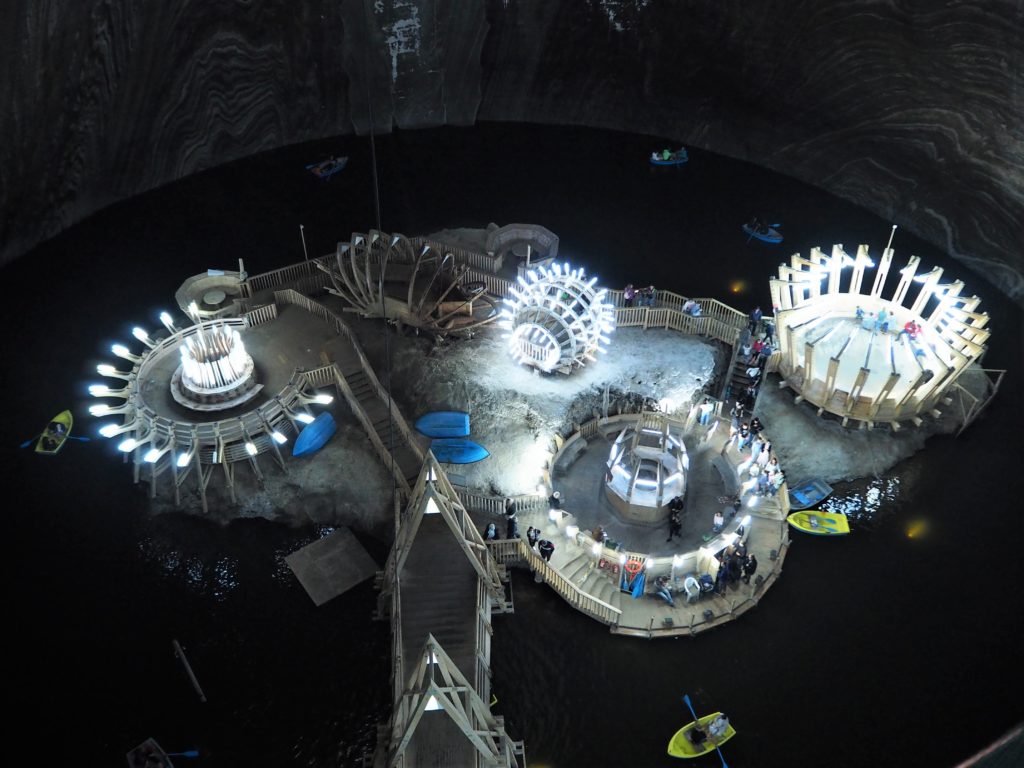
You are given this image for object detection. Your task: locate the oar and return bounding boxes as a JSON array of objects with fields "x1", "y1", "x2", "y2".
[
  {"x1": 166, "y1": 751, "x2": 200, "y2": 759},
  {"x1": 682, "y1": 694, "x2": 729, "y2": 768},
  {"x1": 19, "y1": 434, "x2": 90, "y2": 448}
]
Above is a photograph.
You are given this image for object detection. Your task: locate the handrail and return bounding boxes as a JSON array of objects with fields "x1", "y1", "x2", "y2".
[{"x1": 490, "y1": 539, "x2": 621, "y2": 624}]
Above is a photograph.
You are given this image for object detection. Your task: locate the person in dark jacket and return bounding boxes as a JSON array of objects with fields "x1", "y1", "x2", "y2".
[
  {"x1": 538, "y1": 539, "x2": 555, "y2": 562},
  {"x1": 742, "y1": 553, "x2": 759, "y2": 583}
]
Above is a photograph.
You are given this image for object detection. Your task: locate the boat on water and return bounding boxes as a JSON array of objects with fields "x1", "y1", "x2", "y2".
[
  {"x1": 306, "y1": 156, "x2": 348, "y2": 179},
  {"x1": 429, "y1": 438, "x2": 490, "y2": 464},
  {"x1": 651, "y1": 148, "x2": 689, "y2": 166},
  {"x1": 35, "y1": 410, "x2": 73, "y2": 455},
  {"x1": 292, "y1": 412, "x2": 337, "y2": 457},
  {"x1": 415, "y1": 410, "x2": 471, "y2": 438},
  {"x1": 667, "y1": 712, "x2": 736, "y2": 758},
  {"x1": 126, "y1": 737, "x2": 174, "y2": 768},
  {"x1": 787, "y1": 509, "x2": 851, "y2": 536},
  {"x1": 787, "y1": 477, "x2": 833, "y2": 510},
  {"x1": 742, "y1": 219, "x2": 783, "y2": 243}
]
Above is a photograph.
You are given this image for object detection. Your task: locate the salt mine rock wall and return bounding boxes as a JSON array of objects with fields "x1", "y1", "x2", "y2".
[{"x1": 3, "y1": 1, "x2": 1022, "y2": 301}]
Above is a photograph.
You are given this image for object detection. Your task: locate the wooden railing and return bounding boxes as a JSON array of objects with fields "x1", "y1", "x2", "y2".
[
  {"x1": 458, "y1": 491, "x2": 547, "y2": 517},
  {"x1": 240, "y1": 255, "x2": 333, "y2": 297},
  {"x1": 487, "y1": 539, "x2": 621, "y2": 624},
  {"x1": 243, "y1": 303, "x2": 279, "y2": 327}
]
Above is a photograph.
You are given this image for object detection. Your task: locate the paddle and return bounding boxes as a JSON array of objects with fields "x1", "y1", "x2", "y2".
[
  {"x1": 19, "y1": 434, "x2": 90, "y2": 448},
  {"x1": 683, "y1": 694, "x2": 729, "y2": 768},
  {"x1": 167, "y1": 750, "x2": 200, "y2": 759}
]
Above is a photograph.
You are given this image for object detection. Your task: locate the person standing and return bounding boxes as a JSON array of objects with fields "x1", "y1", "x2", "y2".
[
  {"x1": 526, "y1": 526, "x2": 540, "y2": 548},
  {"x1": 742, "y1": 553, "x2": 758, "y2": 583},
  {"x1": 624, "y1": 284, "x2": 636, "y2": 307},
  {"x1": 538, "y1": 539, "x2": 555, "y2": 562},
  {"x1": 697, "y1": 398, "x2": 714, "y2": 426},
  {"x1": 667, "y1": 510, "x2": 682, "y2": 542},
  {"x1": 749, "y1": 305, "x2": 762, "y2": 335},
  {"x1": 505, "y1": 511, "x2": 519, "y2": 539},
  {"x1": 730, "y1": 401, "x2": 744, "y2": 430},
  {"x1": 548, "y1": 490, "x2": 561, "y2": 510}
]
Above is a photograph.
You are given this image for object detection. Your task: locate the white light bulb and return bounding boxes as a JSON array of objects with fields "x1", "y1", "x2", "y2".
[
  {"x1": 245, "y1": 441, "x2": 258, "y2": 456},
  {"x1": 118, "y1": 438, "x2": 138, "y2": 452},
  {"x1": 271, "y1": 431, "x2": 287, "y2": 444}
]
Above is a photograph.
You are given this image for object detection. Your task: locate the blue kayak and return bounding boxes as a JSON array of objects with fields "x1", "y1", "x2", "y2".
[
  {"x1": 430, "y1": 438, "x2": 489, "y2": 464},
  {"x1": 292, "y1": 412, "x2": 337, "y2": 457},
  {"x1": 742, "y1": 223, "x2": 783, "y2": 243},
  {"x1": 415, "y1": 410, "x2": 471, "y2": 438},
  {"x1": 650, "y1": 149, "x2": 689, "y2": 166}
]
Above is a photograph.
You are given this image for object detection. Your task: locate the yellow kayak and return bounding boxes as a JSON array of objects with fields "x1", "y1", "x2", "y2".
[
  {"x1": 35, "y1": 410, "x2": 73, "y2": 455},
  {"x1": 787, "y1": 509, "x2": 850, "y2": 536},
  {"x1": 667, "y1": 711, "x2": 736, "y2": 758}
]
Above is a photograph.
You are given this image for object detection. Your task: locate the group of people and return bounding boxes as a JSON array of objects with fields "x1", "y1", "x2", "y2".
[
  {"x1": 689, "y1": 714, "x2": 730, "y2": 748},
  {"x1": 715, "y1": 541, "x2": 758, "y2": 592},
  {"x1": 482, "y1": 497, "x2": 558, "y2": 561},
  {"x1": 726, "y1": 413, "x2": 785, "y2": 499},
  {"x1": 623, "y1": 284, "x2": 656, "y2": 307}
]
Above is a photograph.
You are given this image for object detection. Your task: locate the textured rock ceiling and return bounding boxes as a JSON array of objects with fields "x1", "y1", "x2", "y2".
[{"x1": 3, "y1": 0, "x2": 1022, "y2": 300}]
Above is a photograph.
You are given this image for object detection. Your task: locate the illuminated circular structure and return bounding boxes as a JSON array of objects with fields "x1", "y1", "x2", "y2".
[
  {"x1": 500, "y1": 262, "x2": 615, "y2": 373},
  {"x1": 770, "y1": 238, "x2": 989, "y2": 428},
  {"x1": 171, "y1": 322, "x2": 259, "y2": 410},
  {"x1": 604, "y1": 413, "x2": 688, "y2": 525}
]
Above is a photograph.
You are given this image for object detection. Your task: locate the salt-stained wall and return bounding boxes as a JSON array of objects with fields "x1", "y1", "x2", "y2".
[{"x1": 3, "y1": 0, "x2": 1022, "y2": 301}]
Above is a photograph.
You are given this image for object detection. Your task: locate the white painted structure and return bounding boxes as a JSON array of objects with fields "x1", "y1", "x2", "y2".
[
  {"x1": 770, "y1": 240, "x2": 990, "y2": 428},
  {"x1": 500, "y1": 262, "x2": 615, "y2": 373}
]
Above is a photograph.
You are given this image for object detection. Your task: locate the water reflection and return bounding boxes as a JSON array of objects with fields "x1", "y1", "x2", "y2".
[{"x1": 820, "y1": 474, "x2": 901, "y2": 527}]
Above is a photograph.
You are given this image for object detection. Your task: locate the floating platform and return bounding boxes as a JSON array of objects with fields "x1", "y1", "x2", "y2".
[{"x1": 285, "y1": 526, "x2": 378, "y2": 606}]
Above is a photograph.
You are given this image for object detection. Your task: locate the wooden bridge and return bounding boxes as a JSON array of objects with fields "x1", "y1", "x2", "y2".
[{"x1": 375, "y1": 456, "x2": 525, "y2": 767}]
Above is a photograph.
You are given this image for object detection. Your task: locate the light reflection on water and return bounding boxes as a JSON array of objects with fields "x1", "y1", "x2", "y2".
[
  {"x1": 820, "y1": 474, "x2": 901, "y2": 527},
  {"x1": 137, "y1": 536, "x2": 241, "y2": 602}
]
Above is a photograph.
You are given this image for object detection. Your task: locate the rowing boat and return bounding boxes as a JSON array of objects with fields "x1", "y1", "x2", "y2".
[
  {"x1": 35, "y1": 410, "x2": 73, "y2": 455},
  {"x1": 306, "y1": 156, "x2": 348, "y2": 179},
  {"x1": 787, "y1": 510, "x2": 850, "y2": 536},
  {"x1": 126, "y1": 737, "x2": 174, "y2": 767},
  {"x1": 651, "y1": 148, "x2": 689, "y2": 166},
  {"x1": 293, "y1": 412, "x2": 337, "y2": 457},
  {"x1": 415, "y1": 410, "x2": 471, "y2": 438},
  {"x1": 787, "y1": 477, "x2": 833, "y2": 510},
  {"x1": 667, "y1": 712, "x2": 736, "y2": 758},
  {"x1": 429, "y1": 438, "x2": 489, "y2": 464},
  {"x1": 741, "y1": 222, "x2": 783, "y2": 243}
]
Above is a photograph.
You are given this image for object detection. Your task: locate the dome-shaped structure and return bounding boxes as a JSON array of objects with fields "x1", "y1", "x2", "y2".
[
  {"x1": 769, "y1": 239, "x2": 990, "y2": 428},
  {"x1": 500, "y1": 262, "x2": 614, "y2": 373},
  {"x1": 604, "y1": 412, "x2": 688, "y2": 525}
]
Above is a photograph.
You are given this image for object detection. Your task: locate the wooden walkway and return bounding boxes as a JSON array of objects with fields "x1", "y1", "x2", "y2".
[{"x1": 377, "y1": 458, "x2": 525, "y2": 768}]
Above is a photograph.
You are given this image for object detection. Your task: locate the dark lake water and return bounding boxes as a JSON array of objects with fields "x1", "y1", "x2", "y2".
[{"x1": 4, "y1": 123, "x2": 1021, "y2": 767}]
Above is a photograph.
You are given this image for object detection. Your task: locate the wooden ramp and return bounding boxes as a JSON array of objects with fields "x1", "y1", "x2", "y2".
[
  {"x1": 273, "y1": 290, "x2": 425, "y2": 495},
  {"x1": 285, "y1": 526, "x2": 378, "y2": 606}
]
